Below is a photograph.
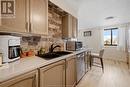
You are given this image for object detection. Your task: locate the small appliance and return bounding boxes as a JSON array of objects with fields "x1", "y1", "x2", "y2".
[
  {"x1": 66, "y1": 41, "x2": 83, "y2": 51},
  {"x1": 0, "y1": 36, "x2": 21, "y2": 63}
]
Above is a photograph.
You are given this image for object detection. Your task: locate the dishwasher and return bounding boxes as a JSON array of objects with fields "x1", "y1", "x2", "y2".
[{"x1": 76, "y1": 52, "x2": 86, "y2": 83}]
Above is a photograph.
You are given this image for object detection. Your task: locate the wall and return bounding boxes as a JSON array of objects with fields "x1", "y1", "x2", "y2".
[
  {"x1": 48, "y1": 6, "x2": 62, "y2": 38},
  {"x1": 78, "y1": 23, "x2": 130, "y2": 62},
  {"x1": 20, "y1": 36, "x2": 64, "y2": 55},
  {"x1": 49, "y1": 0, "x2": 78, "y2": 17},
  {"x1": 78, "y1": 27, "x2": 102, "y2": 52}
]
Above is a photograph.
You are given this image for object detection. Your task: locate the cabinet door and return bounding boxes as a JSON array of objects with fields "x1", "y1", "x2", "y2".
[
  {"x1": 66, "y1": 56, "x2": 77, "y2": 87},
  {"x1": 62, "y1": 14, "x2": 78, "y2": 38},
  {"x1": 72, "y1": 17, "x2": 78, "y2": 38},
  {"x1": 0, "y1": 0, "x2": 27, "y2": 33},
  {"x1": 30, "y1": 0, "x2": 48, "y2": 35},
  {"x1": 0, "y1": 70, "x2": 38, "y2": 87},
  {"x1": 68, "y1": 15, "x2": 73, "y2": 38},
  {"x1": 62, "y1": 14, "x2": 73, "y2": 38},
  {"x1": 40, "y1": 60, "x2": 65, "y2": 87},
  {"x1": 62, "y1": 15, "x2": 69, "y2": 38}
]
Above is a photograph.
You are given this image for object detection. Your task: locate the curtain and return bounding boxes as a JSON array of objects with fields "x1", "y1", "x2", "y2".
[
  {"x1": 127, "y1": 24, "x2": 130, "y2": 52},
  {"x1": 99, "y1": 28, "x2": 104, "y2": 49},
  {"x1": 117, "y1": 26, "x2": 126, "y2": 51}
]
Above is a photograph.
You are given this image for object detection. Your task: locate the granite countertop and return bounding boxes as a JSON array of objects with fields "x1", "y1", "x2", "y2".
[{"x1": 0, "y1": 49, "x2": 87, "y2": 83}]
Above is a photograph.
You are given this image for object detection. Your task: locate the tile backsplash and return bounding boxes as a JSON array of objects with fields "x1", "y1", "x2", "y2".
[{"x1": 20, "y1": 35, "x2": 65, "y2": 55}]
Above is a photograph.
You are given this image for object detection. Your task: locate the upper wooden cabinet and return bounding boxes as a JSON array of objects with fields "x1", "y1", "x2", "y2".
[
  {"x1": 40, "y1": 60, "x2": 66, "y2": 87},
  {"x1": 30, "y1": 0, "x2": 48, "y2": 35},
  {"x1": 0, "y1": 70, "x2": 38, "y2": 87},
  {"x1": 0, "y1": 0, "x2": 27, "y2": 33},
  {"x1": 62, "y1": 14, "x2": 78, "y2": 38},
  {"x1": 66, "y1": 56, "x2": 77, "y2": 87},
  {"x1": 0, "y1": 0, "x2": 48, "y2": 35},
  {"x1": 72, "y1": 16, "x2": 78, "y2": 38}
]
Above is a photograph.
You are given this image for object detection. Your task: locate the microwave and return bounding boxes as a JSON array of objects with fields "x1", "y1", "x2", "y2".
[
  {"x1": 0, "y1": 36, "x2": 21, "y2": 63},
  {"x1": 66, "y1": 41, "x2": 83, "y2": 51}
]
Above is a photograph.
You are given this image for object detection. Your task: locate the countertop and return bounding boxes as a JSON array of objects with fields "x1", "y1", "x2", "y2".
[{"x1": 0, "y1": 49, "x2": 87, "y2": 83}]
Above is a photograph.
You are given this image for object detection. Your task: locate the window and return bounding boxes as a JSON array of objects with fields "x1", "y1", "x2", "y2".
[{"x1": 104, "y1": 28, "x2": 118, "y2": 46}]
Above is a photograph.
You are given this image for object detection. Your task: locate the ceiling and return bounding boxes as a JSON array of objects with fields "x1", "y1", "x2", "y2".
[{"x1": 66, "y1": 0, "x2": 130, "y2": 29}]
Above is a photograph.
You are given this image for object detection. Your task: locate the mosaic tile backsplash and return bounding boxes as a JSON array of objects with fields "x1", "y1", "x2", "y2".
[{"x1": 20, "y1": 36, "x2": 65, "y2": 55}]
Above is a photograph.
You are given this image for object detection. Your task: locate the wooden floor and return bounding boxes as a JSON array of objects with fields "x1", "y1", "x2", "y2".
[{"x1": 76, "y1": 59, "x2": 130, "y2": 87}]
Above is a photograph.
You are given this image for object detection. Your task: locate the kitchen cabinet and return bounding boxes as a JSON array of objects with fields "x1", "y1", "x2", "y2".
[
  {"x1": 72, "y1": 16, "x2": 78, "y2": 38},
  {"x1": 0, "y1": 0, "x2": 48, "y2": 35},
  {"x1": 0, "y1": 0, "x2": 27, "y2": 33},
  {"x1": 66, "y1": 56, "x2": 77, "y2": 87},
  {"x1": 0, "y1": 70, "x2": 38, "y2": 87},
  {"x1": 40, "y1": 60, "x2": 66, "y2": 87},
  {"x1": 30, "y1": 0, "x2": 48, "y2": 35},
  {"x1": 62, "y1": 14, "x2": 78, "y2": 38}
]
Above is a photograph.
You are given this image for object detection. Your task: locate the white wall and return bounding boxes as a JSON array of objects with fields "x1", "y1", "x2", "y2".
[
  {"x1": 78, "y1": 28, "x2": 102, "y2": 52},
  {"x1": 78, "y1": 0, "x2": 130, "y2": 29},
  {"x1": 49, "y1": 0, "x2": 78, "y2": 17},
  {"x1": 78, "y1": 23, "x2": 130, "y2": 62}
]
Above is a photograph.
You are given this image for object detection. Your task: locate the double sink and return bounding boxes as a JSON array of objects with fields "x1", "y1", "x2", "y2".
[{"x1": 38, "y1": 51, "x2": 72, "y2": 59}]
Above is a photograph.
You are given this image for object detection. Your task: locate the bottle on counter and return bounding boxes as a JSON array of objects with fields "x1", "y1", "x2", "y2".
[{"x1": 38, "y1": 47, "x2": 45, "y2": 56}]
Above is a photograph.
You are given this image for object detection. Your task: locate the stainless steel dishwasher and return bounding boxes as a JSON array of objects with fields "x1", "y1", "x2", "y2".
[{"x1": 76, "y1": 52, "x2": 86, "y2": 83}]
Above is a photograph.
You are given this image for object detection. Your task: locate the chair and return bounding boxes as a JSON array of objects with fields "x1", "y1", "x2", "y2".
[
  {"x1": 86, "y1": 51, "x2": 91, "y2": 70},
  {"x1": 90, "y1": 49, "x2": 104, "y2": 72}
]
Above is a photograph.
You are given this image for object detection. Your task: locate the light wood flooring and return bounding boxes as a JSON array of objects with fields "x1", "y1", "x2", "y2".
[{"x1": 76, "y1": 59, "x2": 130, "y2": 87}]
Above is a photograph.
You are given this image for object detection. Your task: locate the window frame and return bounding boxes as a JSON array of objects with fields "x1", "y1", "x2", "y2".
[{"x1": 104, "y1": 28, "x2": 118, "y2": 46}]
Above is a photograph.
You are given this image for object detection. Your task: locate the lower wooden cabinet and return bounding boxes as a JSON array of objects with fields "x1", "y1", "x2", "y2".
[
  {"x1": 66, "y1": 56, "x2": 76, "y2": 87},
  {"x1": 0, "y1": 57, "x2": 77, "y2": 87},
  {"x1": 40, "y1": 60, "x2": 66, "y2": 87},
  {"x1": 0, "y1": 70, "x2": 38, "y2": 87}
]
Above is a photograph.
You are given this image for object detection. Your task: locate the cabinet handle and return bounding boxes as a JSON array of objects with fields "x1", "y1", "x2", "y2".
[
  {"x1": 26, "y1": 22, "x2": 29, "y2": 32},
  {"x1": 29, "y1": 23, "x2": 32, "y2": 32},
  {"x1": 66, "y1": 61, "x2": 68, "y2": 69}
]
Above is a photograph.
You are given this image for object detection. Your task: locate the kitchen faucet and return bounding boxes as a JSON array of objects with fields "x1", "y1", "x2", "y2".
[{"x1": 49, "y1": 44, "x2": 61, "y2": 53}]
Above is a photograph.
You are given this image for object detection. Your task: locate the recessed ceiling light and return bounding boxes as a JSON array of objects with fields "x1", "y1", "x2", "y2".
[{"x1": 105, "y1": 16, "x2": 114, "y2": 20}]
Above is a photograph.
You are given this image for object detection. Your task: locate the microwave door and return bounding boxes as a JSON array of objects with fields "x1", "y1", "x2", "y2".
[
  {"x1": 16, "y1": 47, "x2": 20, "y2": 57},
  {"x1": 12, "y1": 48, "x2": 16, "y2": 59},
  {"x1": 9, "y1": 48, "x2": 12, "y2": 59},
  {"x1": 14, "y1": 47, "x2": 19, "y2": 58},
  {"x1": 11, "y1": 48, "x2": 13, "y2": 59},
  {"x1": 11, "y1": 47, "x2": 16, "y2": 59},
  {"x1": 14, "y1": 47, "x2": 17, "y2": 58},
  {"x1": 9, "y1": 47, "x2": 13, "y2": 59}
]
